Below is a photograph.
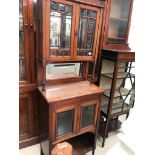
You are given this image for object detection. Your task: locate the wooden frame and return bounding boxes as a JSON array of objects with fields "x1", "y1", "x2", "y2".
[
  {"x1": 39, "y1": 0, "x2": 103, "y2": 65},
  {"x1": 55, "y1": 104, "x2": 77, "y2": 141},
  {"x1": 74, "y1": 4, "x2": 101, "y2": 61},
  {"x1": 78, "y1": 100, "x2": 99, "y2": 132},
  {"x1": 101, "y1": 0, "x2": 134, "y2": 50}
]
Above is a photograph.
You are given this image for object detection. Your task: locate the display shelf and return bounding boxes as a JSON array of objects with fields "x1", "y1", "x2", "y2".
[
  {"x1": 104, "y1": 87, "x2": 133, "y2": 98},
  {"x1": 66, "y1": 133, "x2": 94, "y2": 155},
  {"x1": 101, "y1": 101, "x2": 131, "y2": 116},
  {"x1": 108, "y1": 37, "x2": 125, "y2": 44},
  {"x1": 110, "y1": 16, "x2": 128, "y2": 22},
  {"x1": 101, "y1": 72, "x2": 135, "y2": 79}
]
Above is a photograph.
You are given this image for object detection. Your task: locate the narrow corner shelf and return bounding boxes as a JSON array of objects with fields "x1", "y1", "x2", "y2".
[
  {"x1": 101, "y1": 72, "x2": 135, "y2": 79},
  {"x1": 104, "y1": 87, "x2": 134, "y2": 98},
  {"x1": 101, "y1": 101, "x2": 132, "y2": 117}
]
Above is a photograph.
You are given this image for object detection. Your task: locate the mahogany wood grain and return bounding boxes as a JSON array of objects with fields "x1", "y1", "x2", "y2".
[
  {"x1": 38, "y1": 81, "x2": 103, "y2": 103},
  {"x1": 38, "y1": 81, "x2": 104, "y2": 154}
]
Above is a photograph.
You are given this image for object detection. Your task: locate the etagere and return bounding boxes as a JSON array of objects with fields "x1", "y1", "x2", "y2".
[{"x1": 98, "y1": 49, "x2": 135, "y2": 147}]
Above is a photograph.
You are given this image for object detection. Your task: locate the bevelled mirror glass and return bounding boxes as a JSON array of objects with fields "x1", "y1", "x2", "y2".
[{"x1": 46, "y1": 62, "x2": 82, "y2": 80}]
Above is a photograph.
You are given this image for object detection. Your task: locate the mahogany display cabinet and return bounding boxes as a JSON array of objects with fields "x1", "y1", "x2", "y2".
[
  {"x1": 101, "y1": 0, "x2": 134, "y2": 50},
  {"x1": 98, "y1": 49, "x2": 135, "y2": 147},
  {"x1": 37, "y1": 0, "x2": 104, "y2": 66},
  {"x1": 19, "y1": 0, "x2": 40, "y2": 148},
  {"x1": 36, "y1": 1, "x2": 105, "y2": 154}
]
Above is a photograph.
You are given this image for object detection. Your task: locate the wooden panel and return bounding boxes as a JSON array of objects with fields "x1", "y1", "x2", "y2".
[
  {"x1": 19, "y1": 93, "x2": 33, "y2": 141},
  {"x1": 19, "y1": 91, "x2": 40, "y2": 149}
]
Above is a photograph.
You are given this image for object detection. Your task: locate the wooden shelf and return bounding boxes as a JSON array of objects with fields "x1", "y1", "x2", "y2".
[
  {"x1": 101, "y1": 72, "x2": 135, "y2": 79},
  {"x1": 104, "y1": 87, "x2": 133, "y2": 98},
  {"x1": 67, "y1": 133, "x2": 94, "y2": 155},
  {"x1": 101, "y1": 101, "x2": 131, "y2": 116},
  {"x1": 110, "y1": 17, "x2": 128, "y2": 22},
  {"x1": 108, "y1": 37, "x2": 125, "y2": 40}
]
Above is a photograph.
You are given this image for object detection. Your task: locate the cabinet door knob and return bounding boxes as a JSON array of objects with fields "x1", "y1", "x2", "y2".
[{"x1": 24, "y1": 24, "x2": 28, "y2": 27}]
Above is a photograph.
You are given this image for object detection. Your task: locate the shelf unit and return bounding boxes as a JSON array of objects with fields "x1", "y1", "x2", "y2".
[{"x1": 98, "y1": 49, "x2": 135, "y2": 147}]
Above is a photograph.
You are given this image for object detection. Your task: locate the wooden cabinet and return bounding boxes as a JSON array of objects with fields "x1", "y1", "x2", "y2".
[
  {"x1": 38, "y1": 81, "x2": 103, "y2": 155},
  {"x1": 101, "y1": 0, "x2": 133, "y2": 50},
  {"x1": 37, "y1": 0, "x2": 103, "y2": 65},
  {"x1": 19, "y1": 0, "x2": 39, "y2": 149}
]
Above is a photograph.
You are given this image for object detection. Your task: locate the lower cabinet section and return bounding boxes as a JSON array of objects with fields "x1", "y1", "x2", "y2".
[
  {"x1": 19, "y1": 90, "x2": 40, "y2": 149},
  {"x1": 39, "y1": 94, "x2": 101, "y2": 155}
]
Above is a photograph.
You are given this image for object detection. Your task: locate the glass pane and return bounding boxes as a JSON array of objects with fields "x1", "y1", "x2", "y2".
[
  {"x1": 57, "y1": 110, "x2": 74, "y2": 136},
  {"x1": 19, "y1": 0, "x2": 26, "y2": 81},
  {"x1": 81, "y1": 104, "x2": 95, "y2": 128},
  {"x1": 78, "y1": 8, "x2": 97, "y2": 56},
  {"x1": 108, "y1": 0, "x2": 131, "y2": 44},
  {"x1": 50, "y1": 1, "x2": 72, "y2": 57}
]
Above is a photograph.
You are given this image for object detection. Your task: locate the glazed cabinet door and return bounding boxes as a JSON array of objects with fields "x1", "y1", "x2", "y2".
[
  {"x1": 48, "y1": 0, "x2": 76, "y2": 61},
  {"x1": 74, "y1": 4, "x2": 101, "y2": 61},
  {"x1": 78, "y1": 101, "x2": 99, "y2": 132},
  {"x1": 19, "y1": 93, "x2": 34, "y2": 140},
  {"x1": 107, "y1": 0, "x2": 132, "y2": 44},
  {"x1": 19, "y1": 0, "x2": 35, "y2": 83},
  {"x1": 55, "y1": 105, "x2": 77, "y2": 140},
  {"x1": 19, "y1": 0, "x2": 29, "y2": 82}
]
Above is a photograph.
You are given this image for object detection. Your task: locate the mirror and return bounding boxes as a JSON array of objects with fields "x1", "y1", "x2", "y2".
[{"x1": 46, "y1": 63, "x2": 82, "y2": 80}]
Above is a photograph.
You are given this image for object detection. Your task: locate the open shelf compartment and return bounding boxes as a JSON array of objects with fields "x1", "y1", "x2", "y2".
[
  {"x1": 66, "y1": 132, "x2": 95, "y2": 155},
  {"x1": 101, "y1": 72, "x2": 135, "y2": 79},
  {"x1": 101, "y1": 100, "x2": 132, "y2": 116},
  {"x1": 104, "y1": 87, "x2": 134, "y2": 98}
]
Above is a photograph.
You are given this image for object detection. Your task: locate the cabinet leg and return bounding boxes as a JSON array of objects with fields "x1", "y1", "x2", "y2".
[
  {"x1": 102, "y1": 119, "x2": 109, "y2": 148},
  {"x1": 41, "y1": 148, "x2": 44, "y2": 155},
  {"x1": 126, "y1": 111, "x2": 130, "y2": 119},
  {"x1": 92, "y1": 150, "x2": 95, "y2": 155},
  {"x1": 115, "y1": 116, "x2": 119, "y2": 130},
  {"x1": 102, "y1": 139, "x2": 105, "y2": 148}
]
